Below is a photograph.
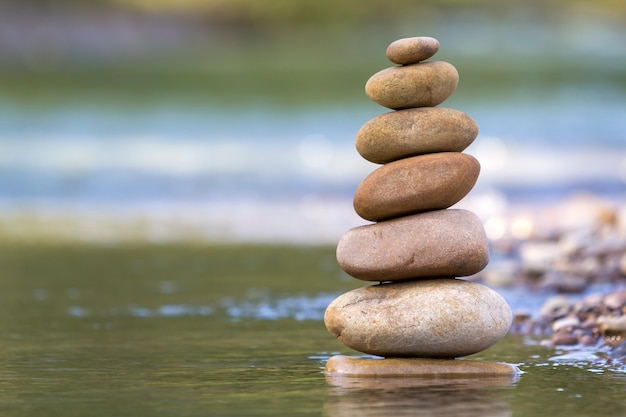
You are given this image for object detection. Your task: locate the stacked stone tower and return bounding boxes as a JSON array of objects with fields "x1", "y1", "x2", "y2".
[{"x1": 324, "y1": 37, "x2": 516, "y2": 375}]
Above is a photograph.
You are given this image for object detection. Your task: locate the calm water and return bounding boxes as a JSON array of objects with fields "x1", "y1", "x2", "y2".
[{"x1": 0, "y1": 244, "x2": 624, "y2": 416}]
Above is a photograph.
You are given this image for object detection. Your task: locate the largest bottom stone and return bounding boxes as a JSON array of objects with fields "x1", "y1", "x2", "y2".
[{"x1": 324, "y1": 279, "x2": 512, "y2": 358}]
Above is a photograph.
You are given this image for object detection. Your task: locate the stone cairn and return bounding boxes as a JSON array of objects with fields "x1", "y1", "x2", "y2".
[{"x1": 324, "y1": 37, "x2": 517, "y2": 376}]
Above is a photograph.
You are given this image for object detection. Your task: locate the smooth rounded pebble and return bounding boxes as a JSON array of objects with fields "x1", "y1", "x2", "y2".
[
  {"x1": 356, "y1": 107, "x2": 478, "y2": 163},
  {"x1": 325, "y1": 355, "x2": 520, "y2": 377},
  {"x1": 365, "y1": 61, "x2": 458, "y2": 109},
  {"x1": 386, "y1": 36, "x2": 440, "y2": 65},
  {"x1": 324, "y1": 279, "x2": 512, "y2": 358},
  {"x1": 353, "y1": 152, "x2": 480, "y2": 221},
  {"x1": 336, "y1": 209, "x2": 489, "y2": 281}
]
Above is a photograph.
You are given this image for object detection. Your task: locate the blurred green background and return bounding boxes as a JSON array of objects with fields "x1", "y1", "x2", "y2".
[{"x1": 2, "y1": 0, "x2": 625, "y2": 107}]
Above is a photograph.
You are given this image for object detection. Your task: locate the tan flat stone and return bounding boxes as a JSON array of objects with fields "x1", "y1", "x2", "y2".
[
  {"x1": 355, "y1": 107, "x2": 478, "y2": 164},
  {"x1": 353, "y1": 152, "x2": 480, "y2": 221},
  {"x1": 336, "y1": 209, "x2": 489, "y2": 281},
  {"x1": 365, "y1": 61, "x2": 458, "y2": 109},
  {"x1": 386, "y1": 36, "x2": 440, "y2": 65},
  {"x1": 325, "y1": 355, "x2": 520, "y2": 377},
  {"x1": 324, "y1": 360, "x2": 517, "y2": 416}
]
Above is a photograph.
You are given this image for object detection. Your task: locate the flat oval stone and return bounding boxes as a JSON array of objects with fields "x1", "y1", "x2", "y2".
[
  {"x1": 336, "y1": 209, "x2": 489, "y2": 281},
  {"x1": 324, "y1": 279, "x2": 512, "y2": 358},
  {"x1": 386, "y1": 36, "x2": 440, "y2": 65},
  {"x1": 365, "y1": 61, "x2": 458, "y2": 109},
  {"x1": 356, "y1": 107, "x2": 478, "y2": 163},
  {"x1": 353, "y1": 152, "x2": 480, "y2": 221},
  {"x1": 325, "y1": 355, "x2": 520, "y2": 378}
]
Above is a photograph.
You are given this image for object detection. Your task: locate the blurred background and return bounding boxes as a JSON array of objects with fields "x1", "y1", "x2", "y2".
[{"x1": 1, "y1": 0, "x2": 625, "y2": 244}]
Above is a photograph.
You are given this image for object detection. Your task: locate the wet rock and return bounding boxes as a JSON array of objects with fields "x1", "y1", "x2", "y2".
[
  {"x1": 386, "y1": 36, "x2": 440, "y2": 65},
  {"x1": 324, "y1": 279, "x2": 512, "y2": 358},
  {"x1": 353, "y1": 153, "x2": 480, "y2": 221},
  {"x1": 551, "y1": 332, "x2": 579, "y2": 346},
  {"x1": 578, "y1": 334, "x2": 598, "y2": 346},
  {"x1": 355, "y1": 107, "x2": 479, "y2": 164},
  {"x1": 552, "y1": 316, "x2": 580, "y2": 332},
  {"x1": 538, "y1": 295, "x2": 572, "y2": 319},
  {"x1": 581, "y1": 293, "x2": 605, "y2": 310},
  {"x1": 365, "y1": 61, "x2": 459, "y2": 109},
  {"x1": 513, "y1": 288, "x2": 626, "y2": 349},
  {"x1": 538, "y1": 270, "x2": 588, "y2": 293},
  {"x1": 604, "y1": 290, "x2": 626, "y2": 312},
  {"x1": 336, "y1": 209, "x2": 489, "y2": 281},
  {"x1": 325, "y1": 355, "x2": 520, "y2": 376},
  {"x1": 598, "y1": 316, "x2": 626, "y2": 347}
]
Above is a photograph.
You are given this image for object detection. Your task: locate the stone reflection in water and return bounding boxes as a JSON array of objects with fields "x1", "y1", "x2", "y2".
[{"x1": 323, "y1": 374, "x2": 517, "y2": 417}]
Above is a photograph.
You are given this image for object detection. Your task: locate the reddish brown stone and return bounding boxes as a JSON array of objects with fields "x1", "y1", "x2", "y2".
[
  {"x1": 336, "y1": 209, "x2": 489, "y2": 281},
  {"x1": 353, "y1": 152, "x2": 480, "y2": 221}
]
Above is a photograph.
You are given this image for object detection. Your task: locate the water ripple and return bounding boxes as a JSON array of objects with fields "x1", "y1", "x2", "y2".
[{"x1": 66, "y1": 293, "x2": 336, "y2": 321}]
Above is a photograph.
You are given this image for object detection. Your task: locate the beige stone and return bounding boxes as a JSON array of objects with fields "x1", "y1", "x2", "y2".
[
  {"x1": 336, "y1": 209, "x2": 489, "y2": 281},
  {"x1": 355, "y1": 107, "x2": 478, "y2": 163},
  {"x1": 353, "y1": 152, "x2": 480, "y2": 221},
  {"x1": 365, "y1": 61, "x2": 458, "y2": 109},
  {"x1": 325, "y1": 355, "x2": 520, "y2": 377},
  {"x1": 324, "y1": 279, "x2": 512, "y2": 358},
  {"x1": 386, "y1": 36, "x2": 440, "y2": 65}
]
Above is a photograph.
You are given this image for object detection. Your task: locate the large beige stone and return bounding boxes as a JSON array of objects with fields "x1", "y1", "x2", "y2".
[
  {"x1": 325, "y1": 355, "x2": 520, "y2": 377},
  {"x1": 386, "y1": 36, "x2": 440, "y2": 65},
  {"x1": 336, "y1": 209, "x2": 489, "y2": 281},
  {"x1": 353, "y1": 152, "x2": 480, "y2": 221},
  {"x1": 355, "y1": 107, "x2": 478, "y2": 163},
  {"x1": 365, "y1": 61, "x2": 458, "y2": 109},
  {"x1": 324, "y1": 279, "x2": 512, "y2": 358}
]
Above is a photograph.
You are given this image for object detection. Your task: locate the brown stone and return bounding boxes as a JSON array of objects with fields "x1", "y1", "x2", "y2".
[
  {"x1": 365, "y1": 61, "x2": 458, "y2": 109},
  {"x1": 386, "y1": 36, "x2": 440, "y2": 65},
  {"x1": 324, "y1": 279, "x2": 512, "y2": 358},
  {"x1": 355, "y1": 107, "x2": 478, "y2": 163},
  {"x1": 325, "y1": 355, "x2": 520, "y2": 377},
  {"x1": 353, "y1": 152, "x2": 480, "y2": 221},
  {"x1": 336, "y1": 209, "x2": 489, "y2": 281},
  {"x1": 550, "y1": 332, "x2": 579, "y2": 346}
]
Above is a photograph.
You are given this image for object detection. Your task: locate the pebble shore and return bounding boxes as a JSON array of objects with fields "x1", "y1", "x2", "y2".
[{"x1": 467, "y1": 193, "x2": 626, "y2": 358}]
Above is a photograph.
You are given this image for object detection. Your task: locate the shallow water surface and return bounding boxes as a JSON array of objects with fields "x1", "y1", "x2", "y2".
[{"x1": 0, "y1": 244, "x2": 624, "y2": 416}]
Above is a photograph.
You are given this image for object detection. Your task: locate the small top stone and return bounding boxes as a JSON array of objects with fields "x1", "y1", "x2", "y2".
[{"x1": 386, "y1": 37, "x2": 440, "y2": 65}]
